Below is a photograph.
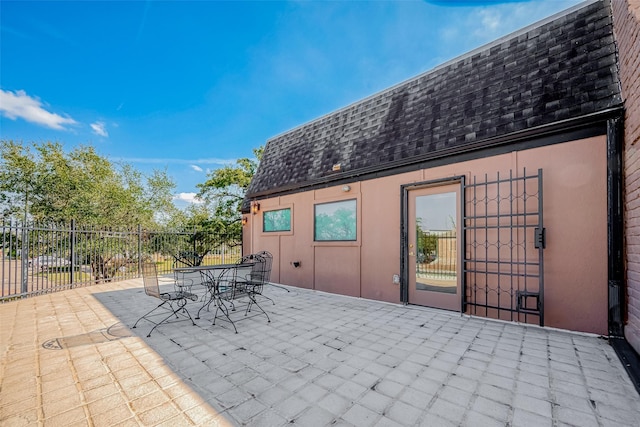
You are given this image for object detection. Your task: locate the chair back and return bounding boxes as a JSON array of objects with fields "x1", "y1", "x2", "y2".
[
  {"x1": 255, "y1": 251, "x2": 273, "y2": 283},
  {"x1": 237, "y1": 253, "x2": 267, "y2": 286},
  {"x1": 141, "y1": 262, "x2": 161, "y2": 299}
]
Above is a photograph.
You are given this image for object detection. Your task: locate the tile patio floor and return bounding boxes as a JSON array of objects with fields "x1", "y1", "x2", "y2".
[{"x1": 1, "y1": 277, "x2": 639, "y2": 426}]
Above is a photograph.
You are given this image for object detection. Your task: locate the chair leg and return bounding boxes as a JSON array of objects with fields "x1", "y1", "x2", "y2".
[
  {"x1": 246, "y1": 293, "x2": 271, "y2": 323},
  {"x1": 196, "y1": 288, "x2": 215, "y2": 319},
  {"x1": 258, "y1": 293, "x2": 276, "y2": 305},
  {"x1": 176, "y1": 299, "x2": 197, "y2": 327},
  {"x1": 269, "y1": 283, "x2": 290, "y2": 293},
  {"x1": 133, "y1": 298, "x2": 196, "y2": 337},
  {"x1": 133, "y1": 301, "x2": 168, "y2": 329},
  {"x1": 213, "y1": 298, "x2": 238, "y2": 333}
]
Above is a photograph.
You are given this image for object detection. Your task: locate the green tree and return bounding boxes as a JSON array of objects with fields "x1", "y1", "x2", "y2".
[
  {"x1": 0, "y1": 140, "x2": 180, "y2": 282},
  {"x1": 0, "y1": 140, "x2": 177, "y2": 227},
  {"x1": 195, "y1": 146, "x2": 262, "y2": 239}
]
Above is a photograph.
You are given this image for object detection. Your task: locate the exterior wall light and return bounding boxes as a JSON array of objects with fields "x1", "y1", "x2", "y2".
[
  {"x1": 342, "y1": 185, "x2": 351, "y2": 192},
  {"x1": 242, "y1": 216, "x2": 248, "y2": 226},
  {"x1": 251, "y1": 202, "x2": 260, "y2": 215}
]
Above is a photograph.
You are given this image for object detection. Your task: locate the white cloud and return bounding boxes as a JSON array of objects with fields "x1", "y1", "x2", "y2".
[
  {"x1": 190, "y1": 164, "x2": 203, "y2": 172},
  {"x1": 173, "y1": 192, "x2": 202, "y2": 204},
  {"x1": 0, "y1": 89, "x2": 77, "y2": 130},
  {"x1": 90, "y1": 121, "x2": 108, "y2": 137},
  {"x1": 475, "y1": 9, "x2": 501, "y2": 36},
  {"x1": 117, "y1": 157, "x2": 235, "y2": 165}
]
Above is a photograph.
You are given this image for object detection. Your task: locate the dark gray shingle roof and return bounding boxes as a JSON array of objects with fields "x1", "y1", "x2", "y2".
[{"x1": 246, "y1": 0, "x2": 621, "y2": 199}]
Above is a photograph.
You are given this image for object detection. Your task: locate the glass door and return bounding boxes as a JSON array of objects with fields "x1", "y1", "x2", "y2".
[{"x1": 407, "y1": 183, "x2": 461, "y2": 311}]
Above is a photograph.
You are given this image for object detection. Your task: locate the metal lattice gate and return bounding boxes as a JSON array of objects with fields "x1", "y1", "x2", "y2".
[{"x1": 463, "y1": 169, "x2": 545, "y2": 326}]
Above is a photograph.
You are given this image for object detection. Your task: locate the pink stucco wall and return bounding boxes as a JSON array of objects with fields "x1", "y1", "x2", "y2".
[
  {"x1": 613, "y1": 0, "x2": 640, "y2": 353},
  {"x1": 245, "y1": 136, "x2": 608, "y2": 334}
]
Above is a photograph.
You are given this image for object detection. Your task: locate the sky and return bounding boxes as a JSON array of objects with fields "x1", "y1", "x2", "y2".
[{"x1": 0, "y1": 0, "x2": 583, "y2": 208}]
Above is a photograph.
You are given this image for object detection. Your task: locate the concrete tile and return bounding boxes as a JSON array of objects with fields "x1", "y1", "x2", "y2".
[
  {"x1": 429, "y1": 397, "x2": 466, "y2": 424},
  {"x1": 418, "y1": 412, "x2": 458, "y2": 427},
  {"x1": 90, "y1": 403, "x2": 134, "y2": 426},
  {"x1": 359, "y1": 390, "x2": 393, "y2": 414},
  {"x1": 446, "y1": 374, "x2": 478, "y2": 393},
  {"x1": 374, "y1": 416, "x2": 405, "y2": 427},
  {"x1": 555, "y1": 407, "x2": 600, "y2": 427},
  {"x1": 215, "y1": 387, "x2": 252, "y2": 409},
  {"x1": 513, "y1": 393, "x2": 552, "y2": 418},
  {"x1": 278, "y1": 374, "x2": 307, "y2": 392},
  {"x1": 512, "y1": 408, "x2": 552, "y2": 427},
  {"x1": 374, "y1": 379, "x2": 405, "y2": 398},
  {"x1": 314, "y1": 372, "x2": 344, "y2": 391},
  {"x1": 137, "y1": 401, "x2": 182, "y2": 426},
  {"x1": 462, "y1": 411, "x2": 508, "y2": 427},
  {"x1": 439, "y1": 384, "x2": 473, "y2": 408},
  {"x1": 351, "y1": 370, "x2": 381, "y2": 389},
  {"x1": 296, "y1": 382, "x2": 329, "y2": 403},
  {"x1": 335, "y1": 380, "x2": 369, "y2": 400},
  {"x1": 242, "y1": 376, "x2": 273, "y2": 395},
  {"x1": 386, "y1": 400, "x2": 423, "y2": 425},
  {"x1": 43, "y1": 407, "x2": 88, "y2": 426},
  {"x1": 227, "y1": 398, "x2": 267, "y2": 424},
  {"x1": 256, "y1": 384, "x2": 290, "y2": 407},
  {"x1": 245, "y1": 409, "x2": 288, "y2": 427},
  {"x1": 318, "y1": 392, "x2": 352, "y2": 417},
  {"x1": 341, "y1": 403, "x2": 380, "y2": 426},
  {"x1": 596, "y1": 402, "x2": 640, "y2": 426},
  {"x1": 471, "y1": 395, "x2": 510, "y2": 422},
  {"x1": 294, "y1": 405, "x2": 335, "y2": 426}
]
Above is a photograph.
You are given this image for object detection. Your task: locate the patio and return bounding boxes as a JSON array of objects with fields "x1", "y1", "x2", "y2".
[{"x1": 1, "y1": 277, "x2": 639, "y2": 427}]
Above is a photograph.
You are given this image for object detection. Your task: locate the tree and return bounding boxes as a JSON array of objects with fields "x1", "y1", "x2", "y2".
[
  {"x1": 195, "y1": 146, "x2": 262, "y2": 239},
  {"x1": 0, "y1": 140, "x2": 180, "y2": 283},
  {"x1": 0, "y1": 140, "x2": 177, "y2": 227}
]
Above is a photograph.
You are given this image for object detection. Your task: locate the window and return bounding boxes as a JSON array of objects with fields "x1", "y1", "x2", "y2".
[
  {"x1": 314, "y1": 199, "x2": 357, "y2": 241},
  {"x1": 263, "y1": 208, "x2": 291, "y2": 232}
]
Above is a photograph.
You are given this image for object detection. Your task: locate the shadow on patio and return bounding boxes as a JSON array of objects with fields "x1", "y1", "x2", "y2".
[{"x1": 1, "y1": 277, "x2": 639, "y2": 426}]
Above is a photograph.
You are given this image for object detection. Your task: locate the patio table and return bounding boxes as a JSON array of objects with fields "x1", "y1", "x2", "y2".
[{"x1": 173, "y1": 262, "x2": 255, "y2": 333}]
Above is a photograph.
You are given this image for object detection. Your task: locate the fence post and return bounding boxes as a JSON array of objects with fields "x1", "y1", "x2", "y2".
[
  {"x1": 137, "y1": 224, "x2": 142, "y2": 277},
  {"x1": 70, "y1": 219, "x2": 75, "y2": 287},
  {"x1": 20, "y1": 221, "x2": 28, "y2": 294},
  {"x1": 193, "y1": 226, "x2": 197, "y2": 259}
]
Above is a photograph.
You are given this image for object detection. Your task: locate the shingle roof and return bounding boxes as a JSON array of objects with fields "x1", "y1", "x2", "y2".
[{"x1": 246, "y1": 0, "x2": 621, "y2": 200}]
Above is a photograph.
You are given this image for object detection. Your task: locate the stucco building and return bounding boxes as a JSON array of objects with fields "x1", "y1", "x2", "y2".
[{"x1": 243, "y1": 0, "x2": 640, "y2": 385}]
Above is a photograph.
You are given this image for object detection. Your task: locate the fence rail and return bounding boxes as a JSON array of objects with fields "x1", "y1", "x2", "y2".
[{"x1": 1, "y1": 219, "x2": 241, "y2": 300}]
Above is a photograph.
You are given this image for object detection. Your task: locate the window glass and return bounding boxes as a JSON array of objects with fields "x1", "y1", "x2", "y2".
[
  {"x1": 263, "y1": 208, "x2": 291, "y2": 232},
  {"x1": 314, "y1": 199, "x2": 357, "y2": 241}
]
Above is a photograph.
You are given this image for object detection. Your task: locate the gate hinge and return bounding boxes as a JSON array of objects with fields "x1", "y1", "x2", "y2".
[{"x1": 534, "y1": 227, "x2": 546, "y2": 249}]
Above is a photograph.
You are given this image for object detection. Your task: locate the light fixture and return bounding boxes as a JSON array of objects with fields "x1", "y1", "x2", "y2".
[
  {"x1": 242, "y1": 216, "x2": 248, "y2": 226},
  {"x1": 342, "y1": 185, "x2": 351, "y2": 192},
  {"x1": 251, "y1": 202, "x2": 260, "y2": 215}
]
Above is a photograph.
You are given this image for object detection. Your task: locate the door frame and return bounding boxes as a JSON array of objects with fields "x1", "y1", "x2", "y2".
[{"x1": 400, "y1": 176, "x2": 466, "y2": 308}]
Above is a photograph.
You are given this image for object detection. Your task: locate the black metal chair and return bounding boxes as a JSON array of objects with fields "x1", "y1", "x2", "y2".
[
  {"x1": 249, "y1": 251, "x2": 278, "y2": 304},
  {"x1": 257, "y1": 250, "x2": 291, "y2": 297},
  {"x1": 234, "y1": 254, "x2": 271, "y2": 321},
  {"x1": 132, "y1": 262, "x2": 198, "y2": 337}
]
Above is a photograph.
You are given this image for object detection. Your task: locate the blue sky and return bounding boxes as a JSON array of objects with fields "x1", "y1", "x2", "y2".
[{"x1": 1, "y1": 0, "x2": 581, "y2": 207}]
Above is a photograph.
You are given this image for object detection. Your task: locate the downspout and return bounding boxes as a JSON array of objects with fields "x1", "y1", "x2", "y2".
[{"x1": 608, "y1": 115, "x2": 625, "y2": 338}]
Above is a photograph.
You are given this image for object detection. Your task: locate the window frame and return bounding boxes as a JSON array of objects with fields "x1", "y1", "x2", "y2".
[
  {"x1": 262, "y1": 207, "x2": 292, "y2": 233},
  {"x1": 313, "y1": 198, "x2": 358, "y2": 242}
]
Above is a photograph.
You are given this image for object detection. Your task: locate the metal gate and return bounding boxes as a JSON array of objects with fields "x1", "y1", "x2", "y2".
[{"x1": 463, "y1": 169, "x2": 545, "y2": 326}]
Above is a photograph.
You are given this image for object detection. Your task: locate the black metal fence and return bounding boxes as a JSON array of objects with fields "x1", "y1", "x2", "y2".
[
  {"x1": 1, "y1": 219, "x2": 241, "y2": 300},
  {"x1": 416, "y1": 229, "x2": 457, "y2": 281}
]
